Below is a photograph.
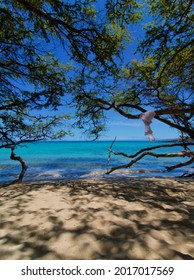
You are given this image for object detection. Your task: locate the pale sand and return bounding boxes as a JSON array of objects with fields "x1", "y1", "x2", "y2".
[{"x1": 0, "y1": 177, "x2": 194, "y2": 260}]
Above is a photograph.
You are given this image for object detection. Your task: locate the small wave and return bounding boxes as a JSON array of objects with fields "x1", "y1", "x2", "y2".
[
  {"x1": 80, "y1": 170, "x2": 104, "y2": 178},
  {"x1": 36, "y1": 170, "x2": 63, "y2": 178},
  {"x1": 79, "y1": 168, "x2": 166, "y2": 179}
]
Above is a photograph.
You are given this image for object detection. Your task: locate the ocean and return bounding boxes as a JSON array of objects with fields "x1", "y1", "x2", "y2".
[{"x1": 0, "y1": 140, "x2": 193, "y2": 182}]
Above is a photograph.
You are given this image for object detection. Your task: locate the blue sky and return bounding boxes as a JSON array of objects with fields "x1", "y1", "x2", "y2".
[
  {"x1": 67, "y1": 123, "x2": 180, "y2": 141},
  {"x1": 104, "y1": 117, "x2": 180, "y2": 141}
]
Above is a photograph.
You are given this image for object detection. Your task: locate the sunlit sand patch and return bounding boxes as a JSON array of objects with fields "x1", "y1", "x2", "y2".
[{"x1": 0, "y1": 177, "x2": 194, "y2": 259}]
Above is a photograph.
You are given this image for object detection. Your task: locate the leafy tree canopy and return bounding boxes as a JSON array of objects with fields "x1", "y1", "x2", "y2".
[
  {"x1": 0, "y1": 0, "x2": 194, "y2": 181},
  {"x1": 73, "y1": 0, "x2": 194, "y2": 139},
  {"x1": 1, "y1": 0, "x2": 134, "y2": 149}
]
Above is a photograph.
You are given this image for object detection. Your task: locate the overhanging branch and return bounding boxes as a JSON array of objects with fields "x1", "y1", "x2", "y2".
[
  {"x1": 80, "y1": 93, "x2": 194, "y2": 137},
  {"x1": 166, "y1": 157, "x2": 194, "y2": 172},
  {"x1": 108, "y1": 142, "x2": 194, "y2": 159},
  {"x1": 106, "y1": 151, "x2": 194, "y2": 175},
  {"x1": 106, "y1": 141, "x2": 194, "y2": 175}
]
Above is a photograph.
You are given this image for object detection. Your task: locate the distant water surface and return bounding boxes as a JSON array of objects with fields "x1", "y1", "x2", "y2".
[{"x1": 0, "y1": 141, "x2": 193, "y2": 182}]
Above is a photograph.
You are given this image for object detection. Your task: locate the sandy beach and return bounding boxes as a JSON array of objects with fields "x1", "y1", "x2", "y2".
[{"x1": 0, "y1": 177, "x2": 194, "y2": 260}]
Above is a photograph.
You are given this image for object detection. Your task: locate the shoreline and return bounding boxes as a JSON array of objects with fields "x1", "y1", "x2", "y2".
[
  {"x1": 1, "y1": 170, "x2": 192, "y2": 186},
  {"x1": 0, "y1": 177, "x2": 194, "y2": 260}
]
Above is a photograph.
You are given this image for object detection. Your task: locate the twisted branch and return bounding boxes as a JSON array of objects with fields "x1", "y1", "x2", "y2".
[
  {"x1": 10, "y1": 147, "x2": 28, "y2": 183},
  {"x1": 106, "y1": 141, "x2": 194, "y2": 175}
]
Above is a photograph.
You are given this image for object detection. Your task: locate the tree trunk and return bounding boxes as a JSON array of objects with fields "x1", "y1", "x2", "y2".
[{"x1": 10, "y1": 147, "x2": 28, "y2": 183}]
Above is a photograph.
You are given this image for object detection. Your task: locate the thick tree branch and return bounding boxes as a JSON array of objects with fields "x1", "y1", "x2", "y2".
[
  {"x1": 10, "y1": 147, "x2": 28, "y2": 182},
  {"x1": 15, "y1": 0, "x2": 79, "y2": 34},
  {"x1": 112, "y1": 104, "x2": 194, "y2": 137},
  {"x1": 155, "y1": 115, "x2": 194, "y2": 138},
  {"x1": 106, "y1": 150, "x2": 194, "y2": 175},
  {"x1": 166, "y1": 157, "x2": 194, "y2": 172},
  {"x1": 106, "y1": 139, "x2": 194, "y2": 175},
  {"x1": 108, "y1": 142, "x2": 194, "y2": 159},
  {"x1": 81, "y1": 92, "x2": 194, "y2": 137}
]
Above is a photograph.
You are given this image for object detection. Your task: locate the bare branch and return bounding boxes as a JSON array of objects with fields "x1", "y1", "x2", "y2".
[
  {"x1": 106, "y1": 150, "x2": 194, "y2": 175},
  {"x1": 107, "y1": 136, "x2": 117, "y2": 172},
  {"x1": 108, "y1": 142, "x2": 194, "y2": 159},
  {"x1": 166, "y1": 157, "x2": 194, "y2": 172}
]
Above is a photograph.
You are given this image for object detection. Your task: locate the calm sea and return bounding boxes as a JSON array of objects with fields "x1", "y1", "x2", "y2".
[{"x1": 0, "y1": 141, "x2": 193, "y2": 182}]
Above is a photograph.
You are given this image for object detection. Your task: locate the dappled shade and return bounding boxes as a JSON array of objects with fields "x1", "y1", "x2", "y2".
[{"x1": 0, "y1": 178, "x2": 194, "y2": 260}]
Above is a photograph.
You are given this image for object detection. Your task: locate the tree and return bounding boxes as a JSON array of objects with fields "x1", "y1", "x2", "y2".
[
  {"x1": 71, "y1": 0, "x2": 194, "y2": 175},
  {"x1": 1, "y1": 0, "x2": 193, "y2": 182},
  {"x1": 1, "y1": 0, "x2": 131, "y2": 182}
]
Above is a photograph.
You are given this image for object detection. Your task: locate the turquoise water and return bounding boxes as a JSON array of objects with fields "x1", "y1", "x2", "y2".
[{"x1": 0, "y1": 141, "x2": 193, "y2": 182}]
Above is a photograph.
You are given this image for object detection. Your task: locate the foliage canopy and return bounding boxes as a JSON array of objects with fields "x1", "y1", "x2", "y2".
[
  {"x1": 73, "y1": 0, "x2": 194, "y2": 139},
  {"x1": 1, "y1": 0, "x2": 130, "y2": 149},
  {"x1": 0, "y1": 0, "x2": 194, "y2": 181}
]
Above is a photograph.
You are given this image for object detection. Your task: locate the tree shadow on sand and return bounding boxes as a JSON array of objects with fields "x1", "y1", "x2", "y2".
[{"x1": 0, "y1": 177, "x2": 194, "y2": 260}]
